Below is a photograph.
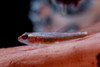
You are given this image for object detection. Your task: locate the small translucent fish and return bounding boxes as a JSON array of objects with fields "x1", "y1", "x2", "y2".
[{"x1": 18, "y1": 32, "x2": 88, "y2": 45}]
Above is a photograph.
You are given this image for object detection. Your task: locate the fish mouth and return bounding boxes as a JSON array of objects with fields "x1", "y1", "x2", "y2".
[
  {"x1": 18, "y1": 36, "x2": 22, "y2": 40},
  {"x1": 17, "y1": 36, "x2": 29, "y2": 45}
]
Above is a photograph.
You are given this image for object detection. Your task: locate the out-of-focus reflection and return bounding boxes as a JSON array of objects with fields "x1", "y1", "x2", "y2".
[{"x1": 28, "y1": 0, "x2": 100, "y2": 32}]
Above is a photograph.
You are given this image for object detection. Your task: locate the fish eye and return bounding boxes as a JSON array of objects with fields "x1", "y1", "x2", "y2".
[{"x1": 22, "y1": 35, "x2": 28, "y2": 39}]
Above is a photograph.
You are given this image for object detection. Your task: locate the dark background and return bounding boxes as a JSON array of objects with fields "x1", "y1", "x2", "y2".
[{"x1": 1, "y1": 0, "x2": 33, "y2": 48}]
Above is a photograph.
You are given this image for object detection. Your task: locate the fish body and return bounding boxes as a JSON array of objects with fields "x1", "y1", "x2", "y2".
[{"x1": 18, "y1": 32, "x2": 88, "y2": 45}]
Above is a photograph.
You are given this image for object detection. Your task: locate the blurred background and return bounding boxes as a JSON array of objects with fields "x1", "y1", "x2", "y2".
[{"x1": 1, "y1": 0, "x2": 100, "y2": 48}]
